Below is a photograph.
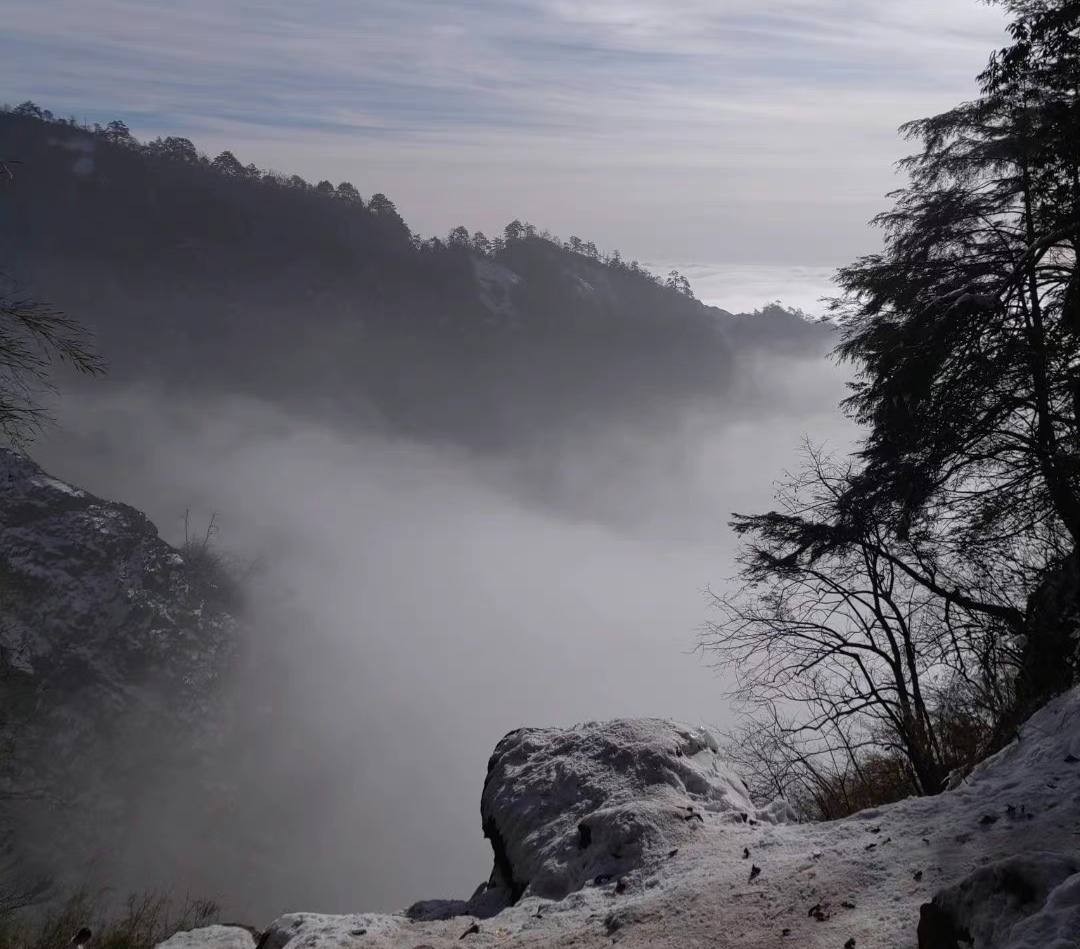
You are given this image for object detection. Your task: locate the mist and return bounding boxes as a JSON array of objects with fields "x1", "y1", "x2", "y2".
[{"x1": 29, "y1": 345, "x2": 853, "y2": 921}]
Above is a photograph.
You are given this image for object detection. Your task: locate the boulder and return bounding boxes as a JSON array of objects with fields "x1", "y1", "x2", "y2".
[{"x1": 478, "y1": 718, "x2": 779, "y2": 903}]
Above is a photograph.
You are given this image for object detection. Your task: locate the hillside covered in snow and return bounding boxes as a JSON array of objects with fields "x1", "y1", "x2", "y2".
[{"x1": 164, "y1": 689, "x2": 1080, "y2": 949}]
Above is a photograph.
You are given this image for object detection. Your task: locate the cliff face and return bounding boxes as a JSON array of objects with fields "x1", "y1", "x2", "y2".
[
  {"x1": 203, "y1": 688, "x2": 1080, "y2": 949},
  {"x1": 0, "y1": 450, "x2": 238, "y2": 892}
]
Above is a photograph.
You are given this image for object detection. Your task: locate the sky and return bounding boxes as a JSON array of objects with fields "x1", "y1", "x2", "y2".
[{"x1": 4, "y1": 0, "x2": 1009, "y2": 270}]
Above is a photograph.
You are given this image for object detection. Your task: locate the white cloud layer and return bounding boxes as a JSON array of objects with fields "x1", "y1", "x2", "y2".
[{"x1": 33, "y1": 349, "x2": 854, "y2": 916}]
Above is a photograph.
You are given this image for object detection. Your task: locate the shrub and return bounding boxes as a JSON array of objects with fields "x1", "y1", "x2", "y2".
[{"x1": 179, "y1": 511, "x2": 245, "y2": 613}]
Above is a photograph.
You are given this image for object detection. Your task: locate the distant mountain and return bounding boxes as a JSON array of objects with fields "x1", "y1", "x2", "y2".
[{"x1": 0, "y1": 106, "x2": 830, "y2": 450}]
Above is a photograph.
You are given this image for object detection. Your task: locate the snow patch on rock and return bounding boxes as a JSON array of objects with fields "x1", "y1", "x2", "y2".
[
  {"x1": 157, "y1": 926, "x2": 255, "y2": 949},
  {"x1": 259, "y1": 914, "x2": 405, "y2": 949},
  {"x1": 473, "y1": 257, "x2": 522, "y2": 325}
]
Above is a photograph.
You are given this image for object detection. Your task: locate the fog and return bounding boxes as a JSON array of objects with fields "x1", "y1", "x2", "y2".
[
  {"x1": 648, "y1": 263, "x2": 839, "y2": 320},
  {"x1": 33, "y1": 347, "x2": 853, "y2": 921}
]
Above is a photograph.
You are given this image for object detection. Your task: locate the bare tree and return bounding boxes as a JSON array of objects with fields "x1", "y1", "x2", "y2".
[
  {"x1": 703, "y1": 448, "x2": 1018, "y2": 803},
  {"x1": 721, "y1": 707, "x2": 914, "y2": 821}
]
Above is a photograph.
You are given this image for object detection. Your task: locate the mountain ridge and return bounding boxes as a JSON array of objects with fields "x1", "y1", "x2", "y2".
[{"x1": 0, "y1": 106, "x2": 829, "y2": 452}]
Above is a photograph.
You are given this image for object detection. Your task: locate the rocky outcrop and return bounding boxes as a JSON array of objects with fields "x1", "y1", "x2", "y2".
[
  {"x1": 0, "y1": 450, "x2": 238, "y2": 891},
  {"x1": 476, "y1": 719, "x2": 787, "y2": 905},
  {"x1": 403, "y1": 718, "x2": 779, "y2": 922}
]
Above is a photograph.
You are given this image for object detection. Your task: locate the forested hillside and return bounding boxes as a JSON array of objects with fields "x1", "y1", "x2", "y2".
[{"x1": 0, "y1": 105, "x2": 824, "y2": 450}]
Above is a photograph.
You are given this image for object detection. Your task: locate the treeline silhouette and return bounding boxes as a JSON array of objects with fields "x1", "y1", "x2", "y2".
[
  {"x1": 0, "y1": 102, "x2": 817, "y2": 449},
  {"x1": 4, "y1": 100, "x2": 695, "y2": 293}
]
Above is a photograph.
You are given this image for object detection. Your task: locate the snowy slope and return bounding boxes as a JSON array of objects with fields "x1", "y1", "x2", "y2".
[{"x1": 165, "y1": 687, "x2": 1080, "y2": 949}]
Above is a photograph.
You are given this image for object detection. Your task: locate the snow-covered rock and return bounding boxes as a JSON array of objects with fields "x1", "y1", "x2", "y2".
[
  {"x1": 0, "y1": 449, "x2": 236, "y2": 707},
  {"x1": 478, "y1": 719, "x2": 781, "y2": 904},
  {"x1": 259, "y1": 913, "x2": 408, "y2": 949},
  {"x1": 157, "y1": 926, "x2": 256, "y2": 949}
]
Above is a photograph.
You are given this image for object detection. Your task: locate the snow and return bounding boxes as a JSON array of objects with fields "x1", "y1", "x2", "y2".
[
  {"x1": 157, "y1": 926, "x2": 255, "y2": 949},
  {"x1": 259, "y1": 914, "x2": 404, "y2": 949},
  {"x1": 165, "y1": 689, "x2": 1080, "y2": 949},
  {"x1": 28, "y1": 473, "x2": 86, "y2": 497},
  {"x1": 1006, "y1": 871, "x2": 1080, "y2": 949},
  {"x1": 473, "y1": 257, "x2": 522, "y2": 324}
]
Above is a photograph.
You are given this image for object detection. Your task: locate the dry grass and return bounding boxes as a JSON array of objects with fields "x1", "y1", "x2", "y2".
[
  {"x1": 0, "y1": 890, "x2": 220, "y2": 949},
  {"x1": 180, "y1": 510, "x2": 245, "y2": 612}
]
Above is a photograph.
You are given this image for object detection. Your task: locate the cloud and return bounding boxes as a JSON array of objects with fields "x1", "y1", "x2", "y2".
[
  {"x1": 3, "y1": 0, "x2": 1008, "y2": 262},
  {"x1": 32, "y1": 347, "x2": 853, "y2": 917},
  {"x1": 645, "y1": 262, "x2": 839, "y2": 316}
]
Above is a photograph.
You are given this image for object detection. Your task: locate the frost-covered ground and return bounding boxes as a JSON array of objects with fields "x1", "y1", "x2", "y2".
[{"x1": 174, "y1": 688, "x2": 1080, "y2": 949}]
